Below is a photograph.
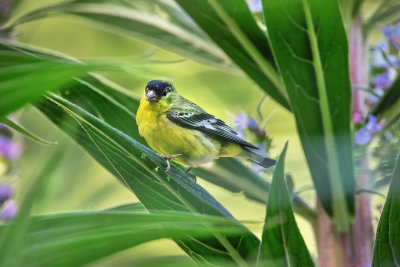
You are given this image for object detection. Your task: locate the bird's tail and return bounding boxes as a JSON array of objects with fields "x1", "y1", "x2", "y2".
[{"x1": 242, "y1": 147, "x2": 276, "y2": 168}]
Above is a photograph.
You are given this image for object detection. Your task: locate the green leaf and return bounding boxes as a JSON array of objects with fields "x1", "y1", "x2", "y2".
[
  {"x1": 366, "y1": 3, "x2": 400, "y2": 31},
  {"x1": 372, "y1": 77, "x2": 400, "y2": 128},
  {"x1": 260, "y1": 142, "x2": 314, "y2": 266},
  {"x1": 0, "y1": 43, "x2": 88, "y2": 116},
  {"x1": 0, "y1": 149, "x2": 63, "y2": 267},
  {"x1": 0, "y1": 203, "x2": 245, "y2": 267},
  {"x1": 175, "y1": 0, "x2": 291, "y2": 110},
  {"x1": 193, "y1": 158, "x2": 316, "y2": 222},
  {"x1": 0, "y1": 42, "x2": 146, "y2": 117},
  {"x1": 262, "y1": 0, "x2": 355, "y2": 231},
  {"x1": 372, "y1": 151, "x2": 400, "y2": 266},
  {"x1": 6, "y1": 0, "x2": 233, "y2": 71},
  {"x1": 0, "y1": 117, "x2": 57, "y2": 146},
  {"x1": 35, "y1": 76, "x2": 260, "y2": 265},
  {"x1": 338, "y1": 0, "x2": 365, "y2": 25}
]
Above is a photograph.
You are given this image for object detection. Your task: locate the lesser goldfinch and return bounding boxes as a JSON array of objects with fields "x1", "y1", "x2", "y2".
[{"x1": 136, "y1": 80, "x2": 276, "y2": 178}]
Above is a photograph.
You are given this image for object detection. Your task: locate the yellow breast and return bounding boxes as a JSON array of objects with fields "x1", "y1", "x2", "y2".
[{"x1": 136, "y1": 96, "x2": 221, "y2": 167}]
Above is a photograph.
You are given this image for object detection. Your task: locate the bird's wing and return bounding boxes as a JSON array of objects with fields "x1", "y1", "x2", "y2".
[{"x1": 166, "y1": 98, "x2": 257, "y2": 149}]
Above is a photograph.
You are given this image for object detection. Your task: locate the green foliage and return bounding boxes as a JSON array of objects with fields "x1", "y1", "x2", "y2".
[
  {"x1": 0, "y1": 42, "x2": 149, "y2": 117},
  {"x1": 260, "y1": 142, "x2": 314, "y2": 266},
  {"x1": 372, "y1": 151, "x2": 400, "y2": 266},
  {"x1": 373, "y1": 77, "x2": 400, "y2": 128},
  {"x1": 372, "y1": 121, "x2": 400, "y2": 189},
  {"x1": 0, "y1": 149, "x2": 63, "y2": 266},
  {"x1": 193, "y1": 158, "x2": 316, "y2": 222},
  {"x1": 0, "y1": 117, "x2": 57, "y2": 146},
  {"x1": 174, "y1": 0, "x2": 290, "y2": 110},
  {"x1": 5, "y1": 0, "x2": 400, "y2": 264},
  {"x1": 177, "y1": 0, "x2": 290, "y2": 110},
  {"x1": 5, "y1": 0, "x2": 233, "y2": 72},
  {"x1": 35, "y1": 79, "x2": 260, "y2": 264},
  {"x1": 0, "y1": 203, "x2": 244, "y2": 267},
  {"x1": 0, "y1": 42, "x2": 93, "y2": 117},
  {"x1": 262, "y1": 0, "x2": 355, "y2": 231}
]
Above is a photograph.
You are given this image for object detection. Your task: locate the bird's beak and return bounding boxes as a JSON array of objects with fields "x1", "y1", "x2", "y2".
[{"x1": 146, "y1": 90, "x2": 157, "y2": 102}]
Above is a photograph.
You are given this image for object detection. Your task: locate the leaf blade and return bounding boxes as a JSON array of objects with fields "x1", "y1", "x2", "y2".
[
  {"x1": 35, "y1": 76, "x2": 260, "y2": 264},
  {"x1": 7, "y1": 0, "x2": 233, "y2": 71},
  {"x1": 372, "y1": 151, "x2": 400, "y2": 266},
  {"x1": 175, "y1": 0, "x2": 291, "y2": 110},
  {"x1": 260, "y1": 142, "x2": 314, "y2": 266},
  {"x1": 262, "y1": 0, "x2": 355, "y2": 230}
]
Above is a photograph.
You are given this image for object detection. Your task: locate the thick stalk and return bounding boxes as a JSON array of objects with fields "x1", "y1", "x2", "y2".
[
  {"x1": 316, "y1": 14, "x2": 373, "y2": 267},
  {"x1": 316, "y1": 201, "x2": 337, "y2": 267},
  {"x1": 350, "y1": 15, "x2": 374, "y2": 266},
  {"x1": 316, "y1": 201, "x2": 355, "y2": 267}
]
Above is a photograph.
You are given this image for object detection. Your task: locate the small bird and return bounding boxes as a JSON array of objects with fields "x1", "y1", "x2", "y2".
[{"x1": 136, "y1": 80, "x2": 276, "y2": 179}]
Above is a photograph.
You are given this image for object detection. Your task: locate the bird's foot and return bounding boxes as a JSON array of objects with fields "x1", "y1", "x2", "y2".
[
  {"x1": 185, "y1": 167, "x2": 197, "y2": 183},
  {"x1": 157, "y1": 153, "x2": 182, "y2": 172}
]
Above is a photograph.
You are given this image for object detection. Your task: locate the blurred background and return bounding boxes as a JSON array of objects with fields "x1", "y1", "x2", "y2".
[{"x1": 3, "y1": 0, "x2": 324, "y2": 265}]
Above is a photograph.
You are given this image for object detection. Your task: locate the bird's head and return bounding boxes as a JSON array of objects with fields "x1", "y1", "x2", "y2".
[{"x1": 144, "y1": 80, "x2": 178, "y2": 104}]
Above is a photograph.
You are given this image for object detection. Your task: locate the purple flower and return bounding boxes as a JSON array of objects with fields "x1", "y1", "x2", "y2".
[
  {"x1": 0, "y1": 199, "x2": 18, "y2": 220},
  {"x1": 247, "y1": 117, "x2": 259, "y2": 131},
  {"x1": 366, "y1": 115, "x2": 382, "y2": 132},
  {"x1": 374, "y1": 40, "x2": 389, "y2": 51},
  {"x1": 0, "y1": 184, "x2": 13, "y2": 203},
  {"x1": 0, "y1": 0, "x2": 11, "y2": 15},
  {"x1": 374, "y1": 72, "x2": 392, "y2": 89},
  {"x1": 0, "y1": 136, "x2": 21, "y2": 159},
  {"x1": 247, "y1": 0, "x2": 262, "y2": 12},
  {"x1": 355, "y1": 128, "x2": 372, "y2": 146},
  {"x1": 0, "y1": 124, "x2": 9, "y2": 131},
  {"x1": 355, "y1": 115, "x2": 382, "y2": 146},
  {"x1": 234, "y1": 111, "x2": 248, "y2": 138},
  {"x1": 370, "y1": 49, "x2": 387, "y2": 68},
  {"x1": 234, "y1": 111, "x2": 248, "y2": 130},
  {"x1": 382, "y1": 24, "x2": 400, "y2": 49}
]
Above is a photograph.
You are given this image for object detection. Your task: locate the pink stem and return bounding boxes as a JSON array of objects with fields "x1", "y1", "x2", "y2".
[
  {"x1": 349, "y1": 14, "x2": 374, "y2": 266},
  {"x1": 350, "y1": 15, "x2": 366, "y2": 118}
]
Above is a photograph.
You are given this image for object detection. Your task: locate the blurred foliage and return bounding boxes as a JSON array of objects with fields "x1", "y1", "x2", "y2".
[
  {"x1": 373, "y1": 120, "x2": 400, "y2": 188},
  {"x1": 1, "y1": 0, "x2": 400, "y2": 266}
]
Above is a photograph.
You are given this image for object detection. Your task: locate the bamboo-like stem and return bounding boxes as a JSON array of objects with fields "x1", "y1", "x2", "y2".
[
  {"x1": 316, "y1": 13, "x2": 374, "y2": 267},
  {"x1": 315, "y1": 201, "x2": 337, "y2": 267},
  {"x1": 349, "y1": 14, "x2": 374, "y2": 265}
]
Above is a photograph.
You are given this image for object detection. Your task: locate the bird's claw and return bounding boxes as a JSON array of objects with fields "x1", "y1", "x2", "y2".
[
  {"x1": 185, "y1": 167, "x2": 197, "y2": 183},
  {"x1": 158, "y1": 153, "x2": 182, "y2": 172}
]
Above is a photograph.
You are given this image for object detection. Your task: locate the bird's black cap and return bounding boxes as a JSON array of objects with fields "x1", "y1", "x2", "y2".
[{"x1": 146, "y1": 80, "x2": 173, "y2": 97}]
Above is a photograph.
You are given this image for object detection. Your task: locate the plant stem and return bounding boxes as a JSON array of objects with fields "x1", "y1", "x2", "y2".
[
  {"x1": 315, "y1": 201, "x2": 337, "y2": 267},
  {"x1": 349, "y1": 14, "x2": 374, "y2": 265},
  {"x1": 350, "y1": 15, "x2": 366, "y2": 118}
]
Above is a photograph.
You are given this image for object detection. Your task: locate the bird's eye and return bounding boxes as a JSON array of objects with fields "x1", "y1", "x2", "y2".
[{"x1": 162, "y1": 91, "x2": 168, "y2": 97}]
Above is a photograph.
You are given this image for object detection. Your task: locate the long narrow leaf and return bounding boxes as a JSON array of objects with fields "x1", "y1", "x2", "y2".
[
  {"x1": 0, "y1": 149, "x2": 63, "y2": 266},
  {"x1": 0, "y1": 204, "x2": 244, "y2": 267},
  {"x1": 193, "y1": 158, "x2": 316, "y2": 222},
  {"x1": 35, "y1": 77, "x2": 260, "y2": 264},
  {"x1": 6, "y1": 0, "x2": 232, "y2": 71},
  {"x1": 0, "y1": 42, "x2": 148, "y2": 117},
  {"x1": 372, "y1": 77, "x2": 400, "y2": 128},
  {"x1": 175, "y1": 0, "x2": 290, "y2": 110},
  {"x1": 260, "y1": 142, "x2": 314, "y2": 266},
  {"x1": 262, "y1": 0, "x2": 355, "y2": 231},
  {"x1": 0, "y1": 117, "x2": 57, "y2": 146},
  {"x1": 372, "y1": 151, "x2": 400, "y2": 266}
]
